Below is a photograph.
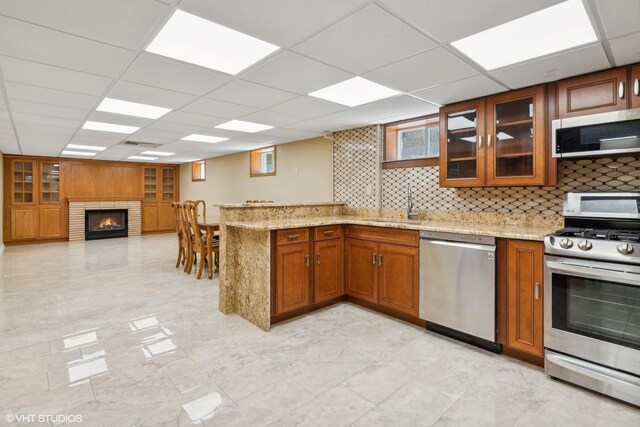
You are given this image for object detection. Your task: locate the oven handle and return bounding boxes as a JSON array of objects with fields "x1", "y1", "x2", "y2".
[{"x1": 546, "y1": 260, "x2": 640, "y2": 287}]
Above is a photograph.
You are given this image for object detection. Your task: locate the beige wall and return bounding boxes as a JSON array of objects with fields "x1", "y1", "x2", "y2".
[
  {"x1": 180, "y1": 137, "x2": 333, "y2": 215},
  {"x1": 0, "y1": 151, "x2": 3, "y2": 251}
]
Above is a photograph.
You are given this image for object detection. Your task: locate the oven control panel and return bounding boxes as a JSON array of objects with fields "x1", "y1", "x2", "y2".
[{"x1": 544, "y1": 235, "x2": 640, "y2": 265}]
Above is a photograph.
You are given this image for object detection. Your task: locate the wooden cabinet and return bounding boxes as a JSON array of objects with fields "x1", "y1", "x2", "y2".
[
  {"x1": 141, "y1": 166, "x2": 178, "y2": 232},
  {"x1": 345, "y1": 238, "x2": 378, "y2": 303},
  {"x1": 10, "y1": 207, "x2": 37, "y2": 240},
  {"x1": 275, "y1": 242, "x2": 311, "y2": 314},
  {"x1": 632, "y1": 66, "x2": 640, "y2": 109},
  {"x1": 313, "y1": 233, "x2": 343, "y2": 304},
  {"x1": 440, "y1": 86, "x2": 547, "y2": 187},
  {"x1": 39, "y1": 207, "x2": 63, "y2": 238},
  {"x1": 501, "y1": 239, "x2": 544, "y2": 358},
  {"x1": 378, "y1": 243, "x2": 419, "y2": 316},
  {"x1": 558, "y1": 68, "x2": 629, "y2": 118}
]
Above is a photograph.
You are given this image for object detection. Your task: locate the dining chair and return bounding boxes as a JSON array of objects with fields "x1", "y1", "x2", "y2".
[
  {"x1": 171, "y1": 202, "x2": 187, "y2": 268},
  {"x1": 184, "y1": 202, "x2": 219, "y2": 279}
]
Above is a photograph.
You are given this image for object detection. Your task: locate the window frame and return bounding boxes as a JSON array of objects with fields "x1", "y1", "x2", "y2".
[
  {"x1": 250, "y1": 146, "x2": 277, "y2": 177},
  {"x1": 191, "y1": 160, "x2": 206, "y2": 182},
  {"x1": 383, "y1": 114, "x2": 440, "y2": 169}
]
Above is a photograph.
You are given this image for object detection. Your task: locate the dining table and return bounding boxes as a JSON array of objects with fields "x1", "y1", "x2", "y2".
[{"x1": 197, "y1": 216, "x2": 220, "y2": 279}]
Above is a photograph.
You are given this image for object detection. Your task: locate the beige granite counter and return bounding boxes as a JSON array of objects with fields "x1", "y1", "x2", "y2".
[{"x1": 213, "y1": 202, "x2": 345, "y2": 208}]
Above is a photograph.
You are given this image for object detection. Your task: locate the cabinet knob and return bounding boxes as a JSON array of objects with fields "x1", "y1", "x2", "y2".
[
  {"x1": 478, "y1": 135, "x2": 483, "y2": 148},
  {"x1": 378, "y1": 254, "x2": 382, "y2": 267}
]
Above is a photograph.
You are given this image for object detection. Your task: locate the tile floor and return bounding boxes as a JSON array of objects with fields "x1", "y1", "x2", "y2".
[{"x1": 0, "y1": 234, "x2": 638, "y2": 426}]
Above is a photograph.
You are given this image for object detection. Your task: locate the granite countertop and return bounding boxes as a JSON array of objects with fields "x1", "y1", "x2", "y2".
[
  {"x1": 225, "y1": 215, "x2": 558, "y2": 241},
  {"x1": 214, "y1": 202, "x2": 346, "y2": 208}
]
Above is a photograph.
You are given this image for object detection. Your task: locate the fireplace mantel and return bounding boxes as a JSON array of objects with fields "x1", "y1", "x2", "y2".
[
  {"x1": 68, "y1": 200, "x2": 141, "y2": 241},
  {"x1": 67, "y1": 197, "x2": 144, "y2": 202}
]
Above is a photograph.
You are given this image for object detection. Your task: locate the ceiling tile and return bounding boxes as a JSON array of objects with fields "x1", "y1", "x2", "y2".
[
  {"x1": 363, "y1": 48, "x2": 478, "y2": 92},
  {"x1": 87, "y1": 111, "x2": 154, "y2": 128},
  {"x1": 130, "y1": 128, "x2": 183, "y2": 143},
  {"x1": 242, "y1": 51, "x2": 352, "y2": 94},
  {"x1": 207, "y1": 79, "x2": 298, "y2": 109},
  {"x1": 121, "y1": 53, "x2": 232, "y2": 96},
  {"x1": 377, "y1": 0, "x2": 564, "y2": 43},
  {"x1": 293, "y1": 4, "x2": 437, "y2": 74},
  {"x1": 8, "y1": 99, "x2": 89, "y2": 120},
  {"x1": 490, "y1": 43, "x2": 610, "y2": 89},
  {"x1": 0, "y1": 56, "x2": 113, "y2": 96},
  {"x1": 0, "y1": 137, "x2": 21, "y2": 154},
  {"x1": 0, "y1": 16, "x2": 132, "y2": 77},
  {"x1": 159, "y1": 139, "x2": 218, "y2": 152},
  {"x1": 355, "y1": 95, "x2": 439, "y2": 121},
  {"x1": 12, "y1": 112, "x2": 82, "y2": 129},
  {"x1": 71, "y1": 129, "x2": 127, "y2": 145},
  {"x1": 262, "y1": 127, "x2": 322, "y2": 141},
  {"x1": 609, "y1": 32, "x2": 640, "y2": 67},
  {"x1": 5, "y1": 82, "x2": 99, "y2": 109},
  {"x1": 181, "y1": 98, "x2": 258, "y2": 118},
  {"x1": 163, "y1": 111, "x2": 226, "y2": 127},
  {"x1": 268, "y1": 96, "x2": 347, "y2": 118},
  {"x1": 595, "y1": 0, "x2": 640, "y2": 39},
  {"x1": 239, "y1": 110, "x2": 302, "y2": 127},
  {"x1": 287, "y1": 109, "x2": 372, "y2": 132},
  {"x1": 107, "y1": 81, "x2": 197, "y2": 110},
  {"x1": 0, "y1": 0, "x2": 169, "y2": 50},
  {"x1": 179, "y1": 0, "x2": 369, "y2": 47},
  {"x1": 411, "y1": 75, "x2": 507, "y2": 106},
  {"x1": 143, "y1": 121, "x2": 209, "y2": 135}
]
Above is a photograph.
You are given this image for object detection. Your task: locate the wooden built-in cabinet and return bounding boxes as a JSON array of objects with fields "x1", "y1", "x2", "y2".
[
  {"x1": 557, "y1": 68, "x2": 630, "y2": 118},
  {"x1": 345, "y1": 238, "x2": 378, "y2": 303},
  {"x1": 440, "y1": 86, "x2": 548, "y2": 187},
  {"x1": 314, "y1": 226, "x2": 344, "y2": 303},
  {"x1": 276, "y1": 240, "x2": 311, "y2": 313},
  {"x1": 498, "y1": 239, "x2": 544, "y2": 365},
  {"x1": 141, "y1": 166, "x2": 178, "y2": 233}
]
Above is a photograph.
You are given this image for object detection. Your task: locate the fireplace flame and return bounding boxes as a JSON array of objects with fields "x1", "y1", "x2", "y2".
[{"x1": 98, "y1": 217, "x2": 119, "y2": 229}]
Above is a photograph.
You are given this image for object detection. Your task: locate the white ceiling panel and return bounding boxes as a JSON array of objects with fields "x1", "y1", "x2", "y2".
[
  {"x1": 12, "y1": 112, "x2": 82, "y2": 129},
  {"x1": 121, "y1": 53, "x2": 232, "y2": 96},
  {"x1": 107, "y1": 81, "x2": 196, "y2": 110},
  {"x1": 207, "y1": 80, "x2": 298, "y2": 109},
  {"x1": 129, "y1": 128, "x2": 183, "y2": 144},
  {"x1": 8, "y1": 99, "x2": 89, "y2": 120},
  {"x1": 0, "y1": 137, "x2": 21, "y2": 154},
  {"x1": 268, "y1": 96, "x2": 347, "y2": 118},
  {"x1": 411, "y1": 75, "x2": 507, "y2": 106},
  {"x1": 13, "y1": 121, "x2": 77, "y2": 136},
  {"x1": 163, "y1": 111, "x2": 226, "y2": 127},
  {"x1": 92, "y1": 145, "x2": 150, "y2": 161},
  {"x1": 159, "y1": 139, "x2": 218, "y2": 152},
  {"x1": 5, "y1": 82, "x2": 99, "y2": 110},
  {"x1": 178, "y1": 0, "x2": 369, "y2": 47},
  {"x1": 595, "y1": 0, "x2": 640, "y2": 39},
  {"x1": 609, "y1": 32, "x2": 640, "y2": 67},
  {"x1": 181, "y1": 98, "x2": 258, "y2": 118},
  {"x1": 239, "y1": 110, "x2": 303, "y2": 127},
  {"x1": 71, "y1": 129, "x2": 127, "y2": 145},
  {"x1": 227, "y1": 133, "x2": 281, "y2": 143},
  {"x1": 142, "y1": 120, "x2": 209, "y2": 135},
  {"x1": 261, "y1": 128, "x2": 322, "y2": 141},
  {"x1": 355, "y1": 95, "x2": 439, "y2": 121},
  {"x1": 0, "y1": 56, "x2": 113, "y2": 96},
  {"x1": 288, "y1": 109, "x2": 372, "y2": 132},
  {"x1": 293, "y1": 4, "x2": 437, "y2": 74},
  {"x1": 0, "y1": 16, "x2": 133, "y2": 77},
  {"x1": 20, "y1": 141, "x2": 66, "y2": 157},
  {"x1": 0, "y1": 0, "x2": 169, "y2": 50},
  {"x1": 490, "y1": 43, "x2": 610, "y2": 89},
  {"x1": 377, "y1": 0, "x2": 564, "y2": 43},
  {"x1": 86, "y1": 111, "x2": 154, "y2": 128},
  {"x1": 363, "y1": 48, "x2": 478, "y2": 92},
  {"x1": 242, "y1": 52, "x2": 352, "y2": 94}
]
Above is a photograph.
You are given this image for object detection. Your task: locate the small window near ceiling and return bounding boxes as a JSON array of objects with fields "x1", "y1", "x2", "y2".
[
  {"x1": 250, "y1": 146, "x2": 276, "y2": 177},
  {"x1": 192, "y1": 160, "x2": 206, "y2": 181},
  {"x1": 383, "y1": 114, "x2": 439, "y2": 169}
]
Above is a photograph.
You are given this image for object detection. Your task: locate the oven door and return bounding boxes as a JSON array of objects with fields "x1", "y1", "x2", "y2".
[{"x1": 544, "y1": 255, "x2": 640, "y2": 376}]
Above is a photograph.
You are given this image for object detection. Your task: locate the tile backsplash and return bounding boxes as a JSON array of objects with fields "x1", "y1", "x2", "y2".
[{"x1": 333, "y1": 126, "x2": 640, "y2": 215}]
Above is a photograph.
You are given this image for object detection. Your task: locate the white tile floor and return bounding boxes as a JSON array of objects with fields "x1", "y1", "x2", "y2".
[{"x1": 1, "y1": 234, "x2": 638, "y2": 426}]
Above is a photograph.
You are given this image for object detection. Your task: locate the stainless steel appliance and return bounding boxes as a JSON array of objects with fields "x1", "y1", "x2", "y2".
[
  {"x1": 544, "y1": 192, "x2": 640, "y2": 406},
  {"x1": 419, "y1": 231, "x2": 499, "y2": 352},
  {"x1": 552, "y1": 108, "x2": 640, "y2": 158}
]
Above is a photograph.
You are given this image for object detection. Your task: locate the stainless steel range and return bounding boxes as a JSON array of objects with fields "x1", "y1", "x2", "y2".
[{"x1": 544, "y1": 192, "x2": 640, "y2": 406}]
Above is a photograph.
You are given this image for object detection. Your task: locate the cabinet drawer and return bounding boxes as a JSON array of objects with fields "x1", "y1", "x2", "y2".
[
  {"x1": 276, "y1": 228, "x2": 309, "y2": 246},
  {"x1": 314, "y1": 225, "x2": 342, "y2": 241},
  {"x1": 346, "y1": 225, "x2": 419, "y2": 247}
]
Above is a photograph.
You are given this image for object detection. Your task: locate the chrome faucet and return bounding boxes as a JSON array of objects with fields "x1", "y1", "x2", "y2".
[{"x1": 407, "y1": 183, "x2": 419, "y2": 220}]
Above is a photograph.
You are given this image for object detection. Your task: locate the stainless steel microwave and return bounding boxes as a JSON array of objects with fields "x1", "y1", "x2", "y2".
[{"x1": 552, "y1": 108, "x2": 640, "y2": 158}]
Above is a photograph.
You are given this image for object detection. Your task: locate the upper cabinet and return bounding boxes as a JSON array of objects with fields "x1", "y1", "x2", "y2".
[
  {"x1": 632, "y1": 66, "x2": 640, "y2": 109},
  {"x1": 12, "y1": 160, "x2": 35, "y2": 204},
  {"x1": 557, "y1": 68, "x2": 629, "y2": 118},
  {"x1": 440, "y1": 86, "x2": 547, "y2": 187}
]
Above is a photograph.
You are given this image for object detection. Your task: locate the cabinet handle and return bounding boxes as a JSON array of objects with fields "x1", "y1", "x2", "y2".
[
  {"x1": 535, "y1": 282, "x2": 540, "y2": 300},
  {"x1": 487, "y1": 134, "x2": 492, "y2": 148},
  {"x1": 323, "y1": 230, "x2": 334, "y2": 235},
  {"x1": 316, "y1": 253, "x2": 320, "y2": 265},
  {"x1": 372, "y1": 253, "x2": 377, "y2": 265},
  {"x1": 288, "y1": 233, "x2": 300, "y2": 239},
  {"x1": 305, "y1": 255, "x2": 309, "y2": 267},
  {"x1": 619, "y1": 81, "x2": 625, "y2": 99},
  {"x1": 634, "y1": 78, "x2": 639, "y2": 96},
  {"x1": 478, "y1": 134, "x2": 483, "y2": 148},
  {"x1": 378, "y1": 254, "x2": 382, "y2": 267}
]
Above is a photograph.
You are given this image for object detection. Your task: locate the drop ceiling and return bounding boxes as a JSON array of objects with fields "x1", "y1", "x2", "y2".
[{"x1": 0, "y1": 0, "x2": 638, "y2": 163}]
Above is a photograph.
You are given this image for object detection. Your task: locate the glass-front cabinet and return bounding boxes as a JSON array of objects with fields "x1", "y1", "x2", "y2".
[
  {"x1": 161, "y1": 168, "x2": 175, "y2": 202},
  {"x1": 143, "y1": 167, "x2": 157, "y2": 202},
  {"x1": 12, "y1": 160, "x2": 34, "y2": 204},
  {"x1": 40, "y1": 162, "x2": 60, "y2": 203}
]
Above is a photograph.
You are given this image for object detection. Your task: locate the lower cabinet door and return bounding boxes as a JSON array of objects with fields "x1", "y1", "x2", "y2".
[
  {"x1": 159, "y1": 202, "x2": 175, "y2": 230},
  {"x1": 142, "y1": 204, "x2": 159, "y2": 231},
  {"x1": 313, "y1": 239, "x2": 343, "y2": 303},
  {"x1": 39, "y1": 206, "x2": 63, "y2": 238},
  {"x1": 10, "y1": 207, "x2": 38, "y2": 240},
  {"x1": 345, "y1": 238, "x2": 378, "y2": 303},
  {"x1": 378, "y1": 243, "x2": 419, "y2": 316},
  {"x1": 507, "y1": 240, "x2": 544, "y2": 356},
  {"x1": 276, "y1": 242, "x2": 311, "y2": 314}
]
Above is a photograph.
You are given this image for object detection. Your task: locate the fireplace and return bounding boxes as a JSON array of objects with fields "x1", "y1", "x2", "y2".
[{"x1": 85, "y1": 209, "x2": 128, "y2": 240}]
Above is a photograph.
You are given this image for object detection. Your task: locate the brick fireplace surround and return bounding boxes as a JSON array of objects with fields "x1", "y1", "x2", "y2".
[{"x1": 68, "y1": 200, "x2": 141, "y2": 241}]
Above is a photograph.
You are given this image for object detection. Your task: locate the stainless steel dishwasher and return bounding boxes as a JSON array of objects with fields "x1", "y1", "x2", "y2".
[{"x1": 419, "y1": 231, "x2": 500, "y2": 352}]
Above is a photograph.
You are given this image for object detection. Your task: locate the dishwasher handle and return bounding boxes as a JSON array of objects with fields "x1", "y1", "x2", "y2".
[{"x1": 423, "y1": 239, "x2": 496, "y2": 252}]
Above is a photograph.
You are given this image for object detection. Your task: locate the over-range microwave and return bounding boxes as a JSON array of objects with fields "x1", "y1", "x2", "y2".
[{"x1": 552, "y1": 108, "x2": 640, "y2": 158}]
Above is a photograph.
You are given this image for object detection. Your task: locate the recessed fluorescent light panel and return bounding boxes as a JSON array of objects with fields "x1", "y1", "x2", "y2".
[
  {"x1": 181, "y1": 134, "x2": 229, "y2": 143},
  {"x1": 66, "y1": 144, "x2": 107, "y2": 151},
  {"x1": 82, "y1": 121, "x2": 140, "y2": 134},
  {"x1": 62, "y1": 150, "x2": 97, "y2": 157},
  {"x1": 97, "y1": 98, "x2": 171, "y2": 119},
  {"x1": 146, "y1": 10, "x2": 279, "y2": 75},
  {"x1": 214, "y1": 120, "x2": 274, "y2": 133},
  {"x1": 451, "y1": 0, "x2": 597, "y2": 70},
  {"x1": 140, "y1": 151, "x2": 175, "y2": 156},
  {"x1": 128, "y1": 156, "x2": 158, "y2": 161},
  {"x1": 309, "y1": 77, "x2": 400, "y2": 107}
]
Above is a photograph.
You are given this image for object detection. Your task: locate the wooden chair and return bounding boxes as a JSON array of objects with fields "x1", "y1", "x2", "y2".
[
  {"x1": 171, "y1": 202, "x2": 187, "y2": 268},
  {"x1": 184, "y1": 202, "x2": 219, "y2": 279}
]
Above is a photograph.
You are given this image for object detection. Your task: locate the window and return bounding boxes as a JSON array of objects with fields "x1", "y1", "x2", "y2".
[
  {"x1": 250, "y1": 146, "x2": 276, "y2": 177},
  {"x1": 383, "y1": 114, "x2": 440, "y2": 169},
  {"x1": 192, "y1": 160, "x2": 206, "y2": 181}
]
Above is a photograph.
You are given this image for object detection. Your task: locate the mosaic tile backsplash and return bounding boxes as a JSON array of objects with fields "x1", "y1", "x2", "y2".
[{"x1": 333, "y1": 126, "x2": 640, "y2": 215}]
